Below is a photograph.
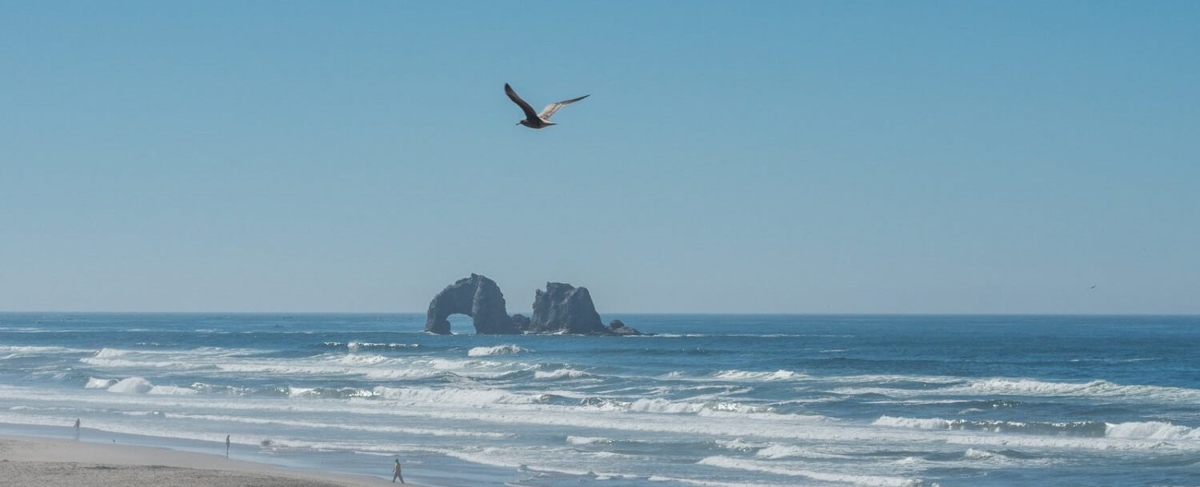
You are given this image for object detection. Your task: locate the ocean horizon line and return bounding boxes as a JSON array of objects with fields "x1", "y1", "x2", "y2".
[{"x1": 1, "y1": 310, "x2": 1197, "y2": 318}]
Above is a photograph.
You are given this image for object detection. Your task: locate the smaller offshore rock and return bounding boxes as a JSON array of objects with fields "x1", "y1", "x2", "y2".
[
  {"x1": 607, "y1": 319, "x2": 644, "y2": 336},
  {"x1": 511, "y1": 313, "x2": 531, "y2": 332}
]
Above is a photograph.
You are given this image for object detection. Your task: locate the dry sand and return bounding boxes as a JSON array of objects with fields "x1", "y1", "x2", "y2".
[{"x1": 0, "y1": 435, "x2": 408, "y2": 487}]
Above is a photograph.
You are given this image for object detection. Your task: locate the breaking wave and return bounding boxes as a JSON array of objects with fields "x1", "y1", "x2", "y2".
[
  {"x1": 103, "y1": 377, "x2": 197, "y2": 395},
  {"x1": 874, "y1": 416, "x2": 1200, "y2": 440},
  {"x1": 319, "y1": 341, "x2": 419, "y2": 352},
  {"x1": 961, "y1": 379, "x2": 1200, "y2": 403},
  {"x1": 467, "y1": 344, "x2": 528, "y2": 357},
  {"x1": 372, "y1": 386, "x2": 544, "y2": 406},
  {"x1": 577, "y1": 397, "x2": 777, "y2": 415},
  {"x1": 1105, "y1": 421, "x2": 1200, "y2": 440},
  {"x1": 714, "y1": 369, "x2": 805, "y2": 381},
  {"x1": 698, "y1": 456, "x2": 931, "y2": 487},
  {"x1": 873, "y1": 416, "x2": 1108, "y2": 437},
  {"x1": 85, "y1": 377, "x2": 117, "y2": 389},
  {"x1": 567, "y1": 436, "x2": 613, "y2": 445},
  {"x1": 534, "y1": 368, "x2": 592, "y2": 380}
]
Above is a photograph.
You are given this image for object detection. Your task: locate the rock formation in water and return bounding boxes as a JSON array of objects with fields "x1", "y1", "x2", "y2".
[
  {"x1": 510, "y1": 313, "x2": 531, "y2": 331},
  {"x1": 425, "y1": 275, "x2": 642, "y2": 335},
  {"x1": 607, "y1": 319, "x2": 642, "y2": 335},
  {"x1": 424, "y1": 274, "x2": 518, "y2": 335},
  {"x1": 527, "y1": 282, "x2": 610, "y2": 335}
]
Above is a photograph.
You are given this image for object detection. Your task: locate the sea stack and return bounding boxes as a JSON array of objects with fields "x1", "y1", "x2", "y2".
[
  {"x1": 424, "y1": 275, "x2": 642, "y2": 335},
  {"x1": 424, "y1": 274, "x2": 518, "y2": 335},
  {"x1": 527, "y1": 282, "x2": 609, "y2": 335}
]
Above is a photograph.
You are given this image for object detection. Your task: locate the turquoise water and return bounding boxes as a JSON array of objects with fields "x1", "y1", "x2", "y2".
[{"x1": 1, "y1": 313, "x2": 1198, "y2": 486}]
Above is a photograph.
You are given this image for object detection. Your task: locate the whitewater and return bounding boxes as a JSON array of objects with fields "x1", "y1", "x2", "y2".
[{"x1": 1, "y1": 313, "x2": 1198, "y2": 486}]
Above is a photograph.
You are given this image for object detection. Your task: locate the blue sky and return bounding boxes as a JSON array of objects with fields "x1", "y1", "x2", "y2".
[{"x1": 1, "y1": 2, "x2": 1197, "y2": 313}]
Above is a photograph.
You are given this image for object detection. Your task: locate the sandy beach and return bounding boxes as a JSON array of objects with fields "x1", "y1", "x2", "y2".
[{"x1": 0, "y1": 435, "x2": 406, "y2": 487}]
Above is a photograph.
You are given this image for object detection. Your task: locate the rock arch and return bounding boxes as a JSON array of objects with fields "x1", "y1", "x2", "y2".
[{"x1": 424, "y1": 274, "x2": 518, "y2": 334}]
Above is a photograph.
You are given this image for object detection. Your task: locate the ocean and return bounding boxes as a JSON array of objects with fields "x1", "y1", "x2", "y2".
[{"x1": 0, "y1": 313, "x2": 1197, "y2": 486}]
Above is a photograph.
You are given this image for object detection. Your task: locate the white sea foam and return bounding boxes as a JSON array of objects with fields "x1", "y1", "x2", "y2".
[
  {"x1": 214, "y1": 362, "x2": 334, "y2": 375},
  {"x1": 212, "y1": 354, "x2": 510, "y2": 381},
  {"x1": 107, "y1": 377, "x2": 154, "y2": 394},
  {"x1": 943, "y1": 432, "x2": 1184, "y2": 452},
  {"x1": 346, "y1": 341, "x2": 417, "y2": 352},
  {"x1": 567, "y1": 436, "x2": 613, "y2": 445},
  {"x1": 81, "y1": 351, "x2": 212, "y2": 370},
  {"x1": 725, "y1": 405, "x2": 784, "y2": 417},
  {"x1": 647, "y1": 475, "x2": 779, "y2": 487},
  {"x1": 99, "y1": 377, "x2": 196, "y2": 395},
  {"x1": 94, "y1": 348, "x2": 128, "y2": 358},
  {"x1": 165, "y1": 412, "x2": 507, "y2": 438},
  {"x1": 579, "y1": 395, "x2": 819, "y2": 423},
  {"x1": 467, "y1": 344, "x2": 528, "y2": 357},
  {"x1": 361, "y1": 368, "x2": 447, "y2": 381},
  {"x1": 372, "y1": 386, "x2": 543, "y2": 406},
  {"x1": 85, "y1": 377, "x2": 117, "y2": 389},
  {"x1": 753, "y1": 444, "x2": 808, "y2": 459},
  {"x1": 292, "y1": 387, "x2": 374, "y2": 399},
  {"x1": 287, "y1": 387, "x2": 316, "y2": 398},
  {"x1": 1105, "y1": 421, "x2": 1200, "y2": 440},
  {"x1": 837, "y1": 377, "x2": 1200, "y2": 404},
  {"x1": 831, "y1": 374, "x2": 966, "y2": 386},
  {"x1": 963, "y1": 378, "x2": 1200, "y2": 403},
  {"x1": 698, "y1": 456, "x2": 930, "y2": 487},
  {"x1": 4, "y1": 380, "x2": 1194, "y2": 463},
  {"x1": 864, "y1": 399, "x2": 975, "y2": 406},
  {"x1": 148, "y1": 385, "x2": 198, "y2": 396},
  {"x1": 874, "y1": 416, "x2": 953, "y2": 430},
  {"x1": 433, "y1": 445, "x2": 635, "y2": 480},
  {"x1": 716, "y1": 438, "x2": 768, "y2": 451},
  {"x1": 624, "y1": 398, "x2": 700, "y2": 412},
  {"x1": 873, "y1": 415, "x2": 1113, "y2": 437},
  {"x1": 754, "y1": 444, "x2": 851, "y2": 460},
  {"x1": 535, "y1": 369, "x2": 591, "y2": 380},
  {"x1": 714, "y1": 369, "x2": 804, "y2": 381},
  {"x1": 336, "y1": 354, "x2": 393, "y2": 366},
  {"x1": 964, "y1": 448, "x2": 995, "y2": 460},
  {"x1": 80, "y1": 357, "x2": 143, "y2": 368},
  {"x1": 624, "y1": 398, "x2": 770, "y2": 415},
  {"x1": 0, "y1": 345, "x2": 80, "y2": 357}
]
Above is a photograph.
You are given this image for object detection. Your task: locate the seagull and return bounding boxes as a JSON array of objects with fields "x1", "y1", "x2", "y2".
[{"x1": 505, "y1": 83, "x2": 589, "y2": 129}]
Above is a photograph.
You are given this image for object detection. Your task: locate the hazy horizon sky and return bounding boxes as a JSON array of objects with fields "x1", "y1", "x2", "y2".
[{"x1": 2, "y1": 2, "x2": 1197, "y2": 314}]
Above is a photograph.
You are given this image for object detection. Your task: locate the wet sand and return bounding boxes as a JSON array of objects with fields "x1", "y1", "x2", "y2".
[{"x1": 0, "y1": 435, "x2": 408, "y2": 487}]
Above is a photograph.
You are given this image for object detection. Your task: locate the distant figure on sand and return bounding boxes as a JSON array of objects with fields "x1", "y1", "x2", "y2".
[
  {"x1": 392, "y1": 458, "x2": 404, "y2": 483},
  {"x1": 226, "y1": 435, "x2": 231, "y2": 458},
  {"x1": 73, "y1": 418, "x2": 80, "y2": 440}
]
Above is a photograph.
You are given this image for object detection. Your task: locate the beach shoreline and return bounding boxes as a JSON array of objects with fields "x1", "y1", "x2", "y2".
[{"x1": 0, "y1": 434, "x2": 407, "y2": 487}]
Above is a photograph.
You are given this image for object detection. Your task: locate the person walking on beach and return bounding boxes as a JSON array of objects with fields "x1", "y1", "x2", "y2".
[
  {"x1": 73, "y1": 418, "x2": 80, "y2": 440},
  {"x1": 392, "y1": 458, "x2": 404, "y2": 483},
  {"x1": 226, "y1": 435, "x2": 231, "y2": 458}
]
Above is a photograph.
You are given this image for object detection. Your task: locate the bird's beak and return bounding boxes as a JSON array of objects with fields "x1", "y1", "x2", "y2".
[{"x1": 515, "y1": 122, "x2": 521, "y2": 125}]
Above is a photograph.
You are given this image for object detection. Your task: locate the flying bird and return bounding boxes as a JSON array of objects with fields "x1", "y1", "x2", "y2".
[{"x1": 505, "y1": 83, "x2": 589, "y2": 129}]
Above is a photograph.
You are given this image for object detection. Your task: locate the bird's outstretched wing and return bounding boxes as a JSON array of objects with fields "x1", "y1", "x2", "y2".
[
  {"x1": 538, "y1": 94, "x2": 589, "y2": 120},
  {"x1": 505, "y1": 84, "x2": 540, "y2": 121}
]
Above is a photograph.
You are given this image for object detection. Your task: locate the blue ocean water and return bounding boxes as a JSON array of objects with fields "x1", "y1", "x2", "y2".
[{"x1": 0, "y1": 313, "x2": 1197, "y2": 486}]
